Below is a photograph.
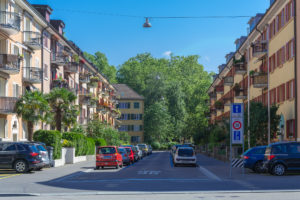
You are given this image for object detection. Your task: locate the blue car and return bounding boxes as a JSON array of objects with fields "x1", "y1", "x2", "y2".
[{"x1": 243, "y1": 145, "x2": 267, "y2": 173}]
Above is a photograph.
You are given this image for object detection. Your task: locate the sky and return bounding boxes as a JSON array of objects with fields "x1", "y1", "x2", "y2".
[{"x1": 28, "y1": 0, "x2": 270, "y2": 73}]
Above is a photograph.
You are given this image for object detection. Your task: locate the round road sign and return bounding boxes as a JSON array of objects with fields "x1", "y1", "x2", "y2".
[{"x1": 233, "y1": 121, "x2": 242, "y2": 130}]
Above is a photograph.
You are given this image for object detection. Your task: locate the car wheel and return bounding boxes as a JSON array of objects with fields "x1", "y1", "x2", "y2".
[
  {"x1": 101, "y1": 166, "x2": 104, "y2": 169},
  {"x1": 36, "y1": 167, "x2": 43, "y2": 171},
  {"x1": 14, "y1": 160, "x2": 28, "y2": 173},
  {"x1": 95, "y1": 166, "x2": 100, "y2": 170},
  {"x1": 272, "y1": 164, "x2": 285, "y2": 176},
  {"x1": 253, "y1": 161, "x2": 264, "y2": 173},
  {"x1": 116, "y1": 164, "x2": 120, "y2": 169}
]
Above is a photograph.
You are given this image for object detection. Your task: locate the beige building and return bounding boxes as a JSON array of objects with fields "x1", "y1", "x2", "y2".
[
  {"x1": 113, "y1": 84, "x2": 144, "y2": 144},
  {"x1": 0, "y1": 0, "x2": 118, "y2": 142}
]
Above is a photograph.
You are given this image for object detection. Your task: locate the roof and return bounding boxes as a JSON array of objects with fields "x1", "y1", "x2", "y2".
[{"x1": 112, "y1": 84, "x2": 144, "y2": 100}]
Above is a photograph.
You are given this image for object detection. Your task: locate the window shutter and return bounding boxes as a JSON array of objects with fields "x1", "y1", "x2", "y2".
[
  {"x1": 286, "y1": 82, "x2": 290, "y2": 99},
  {"x1": 5, "y1": 119, "x2": 8, "y2": 138},
  {"x1": 282, "y1": 84, "x2": 285, "y2": 102},
  {"x1": 293, "y1": 119, "x2": 296, "y2": 138},
  {"x1": 286, "y1": 120, "x2": 290, "y2": 137},
  {"x1": 276, "y1": 87, "x2": 280, "y2": 103},
  {"x1": 13, "y1": 84, "x2": 16, "y2": 97}
]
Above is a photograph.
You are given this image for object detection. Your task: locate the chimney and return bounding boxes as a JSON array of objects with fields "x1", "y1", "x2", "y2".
[
  {"x1": 50, "y1": 20, "x2": 65, "y2": 35},
  {"x1": 32, "y1": 4, "x2": 53, "y2": 22}
]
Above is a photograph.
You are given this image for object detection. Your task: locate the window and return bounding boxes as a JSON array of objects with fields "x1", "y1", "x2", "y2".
[
  {"x1": 270, "y1": 88, "x2": 277, "y2": 105},
  {"x1": 131, "y1": 136, "x2": 140, "y2": 143},
  {"x1": 286, "y1": 119, "x2": 295, "y2": 138},
  {"x1": 276, "y1": 84, "x2": 285, "y2": 103},
  {"x1": 119, "y1": 102, "x2": 130, "y2": 109},
  {"x1": 13, "y1": 84, "x2": 20, "y2": 97},
  {"x1": 286, "y1": 80, "x2": 295, "y2": 100},
  {"x1": 134, "y1": 125, "x2": 140, "y2": 132},
  {"x1": 134, "y1": 102, "x2": 140, "y2": 109},
  {"x1": 44, "y1": 64, "x2": 48, "y2": 78},
  {"x1": 0, "y1": 118, "x2": 5, "y2": 138}
]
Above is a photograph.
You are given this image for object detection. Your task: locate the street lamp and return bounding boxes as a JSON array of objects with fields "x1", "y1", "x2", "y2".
[{"x1": 143, "y1": 17, "x2": 152, "y2": 28}]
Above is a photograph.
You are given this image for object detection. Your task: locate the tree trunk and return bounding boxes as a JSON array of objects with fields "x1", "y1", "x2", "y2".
[
  {"x1": 27, "y1": 121, "x2": 34, "y2": 142},
  {"x1": 56, "y1": 109, "x2": 62, "y2": 132}
]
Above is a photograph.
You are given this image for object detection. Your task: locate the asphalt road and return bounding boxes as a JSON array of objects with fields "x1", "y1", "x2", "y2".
[{"x1": 1, "y1": 151, "x2": 300, "y2": 199}]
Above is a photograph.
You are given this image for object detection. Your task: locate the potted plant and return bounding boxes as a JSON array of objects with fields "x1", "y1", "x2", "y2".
[
  {"x1": 249, "y1": 70, "x2": 255, "y2": 78},
  {"x1": 72, "y1": 54, "x2": 79, "y2": 63},
  {"x1": 233, "y1": 83, "x2": 240, "y2": 91},
  {"x1": 215, "y1": 100, "x2": 223, "y2": 110},
  {"x1": 90, "y1": 76, "x2": 100, "y2": 82}
]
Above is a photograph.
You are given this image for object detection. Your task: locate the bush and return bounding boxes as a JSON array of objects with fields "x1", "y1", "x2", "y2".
[
  {"x1": 62, "y1": 139, "x2": 74, "y2": 148},
  {"x1": 33, "y1": 130, "x2": 62, "y2": 159},
  {"x1": 86, "y1": 138, "x2": 95, "y2": 155},
  {"x1": 62, "y1": 132, "x2": 87, "y2": 156},
  {"x1": 151, "y1": 141, "x2": 161, "y2": 150},
  {"x1": 93, "y1": 138, "x2": 107, "y2": 147}
]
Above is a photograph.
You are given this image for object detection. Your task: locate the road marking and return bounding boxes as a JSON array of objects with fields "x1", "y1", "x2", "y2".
[
  {"x1": 198, "y1": 166, "x2": 222, "y2": 182},
  {"x1": 0, "y1": 174, "x2": 21, "y2": 180},
  {"x1": 60, "y1": 178, "x2": 211, "y2": 183},
  {"x1": 137, "y1": 170, "x2": 161, "y2": 175}
]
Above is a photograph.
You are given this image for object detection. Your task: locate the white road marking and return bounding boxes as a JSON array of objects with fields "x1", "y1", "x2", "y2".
[
  {"x1": 137, "y1": 170, "x2": 161, "y2": 175},
  {"x1": 198, "y1": 166, "x2": 222, "y2": 182}
]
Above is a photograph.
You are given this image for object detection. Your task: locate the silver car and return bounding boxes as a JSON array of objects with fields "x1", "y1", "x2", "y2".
[
  {"x1": 28, "y1": 142, "x2": 50, "y2": 170},
  {"x1": 118, "y1": 147, "x2": 130, "y2": 165},
  {"x1": 135, "y1": 145, "x2": 143, "y2": 160}
]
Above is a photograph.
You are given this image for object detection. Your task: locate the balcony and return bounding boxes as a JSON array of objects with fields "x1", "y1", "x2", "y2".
[
  {"x1": 51, "y1": 53, "x2": 70, "y2": 66},
  {"x1": 51, "y1": 79, "x2": 69, "y2": 89},
  {"x1": 0, "y1": 97, "x2": 18, "y2": 114},
  {"x1": 0, "y1": 54, "x2": 20, "y2": 75},
  {"x1": 253, "y1": 73, "x2": 268, "y2": 88},
  {"x1": 79, "y1": 117, "x2": 88, "y2": 125},
  {"x1": 234, "y1": 63, "x2": 247, "y2": 75},
  {"x1": 79, "y1": 92, "x2": 92, "y2": 105},
  {"x1": 224, "y1": 76, "x2": 234, "y2": 86},
  {"x1": 224, "y1": 97, "x2": 233, "y2": 107},
  {"x1": 209, "y1": 92, "x2": 217, "y2": 100},
  {"x1": 215, "y1": 101, "x2": 224, "y2": 112},
  {"x1": 23, "y1": 31, "x2": 41, "y2": 50},
  {"x1": 235, "y1": 89, "x2": 247, "y2": 99},
  {"x1": 252, "y1": 40, "x2": 268, "y2": 58},
  {"x1": 23, "y1": 67, "x2": 42, "y2": 84},
  {"x1": 79, "y1": 74, "x2": 90, "y2": 83},
  {"x1": 64, "y1": 62, "x2": 78, "y2": 74},
  {"x1": 0, "y1": 11, "x2": 21, "y2": 35},
  {"x1": 215, "y1": 86, "x2": 224, "y2": 94}
]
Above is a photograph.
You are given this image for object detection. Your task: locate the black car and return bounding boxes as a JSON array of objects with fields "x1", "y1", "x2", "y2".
[
  {"x1": 0, "y1": 142, "x2": 44, "y2": 173},
  {"x1": 264, "y1": 142, "x2": 300, "y2": 176}
]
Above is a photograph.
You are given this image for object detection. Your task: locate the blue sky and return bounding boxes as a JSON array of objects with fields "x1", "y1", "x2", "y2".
[{"x1": 28, "y1": 0, "x2": 269, "y2": 73}]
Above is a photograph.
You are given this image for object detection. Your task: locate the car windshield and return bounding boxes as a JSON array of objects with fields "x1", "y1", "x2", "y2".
[
  {"x1": 37, "y1": 145, "x2": 47, "y2": 152},
  {"x1": 29, "y1": 145, "x2": 39, "y2": 153},
  {"x1": 125, "y1": 148, "x2": 131, "y2": 153},
  {"x1": 118, "y1": 148, "x2": 126, "y2": 153},
  {"x1": 138, "y1": 145, "x2": 146, "y2": 149},
  {"x1": 178, "y1": 148, "x2": 194, "y2": 157},
  {"x1": 99, "y1": 147, "x2": 116, "y2": 154}
]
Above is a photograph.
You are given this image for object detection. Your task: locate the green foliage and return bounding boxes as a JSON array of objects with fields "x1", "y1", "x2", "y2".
[
  {"x1": 244, "y1": 102, "x2": 281, "y2": 147},
  {"x1": 62, "y1": 139, "x2": 74, "y2": 148},
  {"x1": 117, "y1": 53, "x2": 212, "y2": 144},
  {"x1": 86, "y1": 137, "x2": 96, "y2": 155},
  {"x1": 84, "y1": 52, "x2": 117, "y2": 83},
  {"x1": 151, "y1": 141, "x2": 161, "y2": 150},
  {"x1": 45, "y1": 88, "x2": 78, "y2": 131},
  {"x1": 62, "y1": 132, "x2": 87, "y2": 156},
  {"x1": 33, "y1": 130, "x2": 62, "y2": 159},
  {"x1": 16, "y1": 91, "x2": 50, "y2": 141},
  {"x1": 93, "y1": 138, "x2": 107, "y2": 146}
]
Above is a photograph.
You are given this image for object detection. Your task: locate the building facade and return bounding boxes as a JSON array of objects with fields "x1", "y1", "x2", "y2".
[
  {"x1": 0, "y1": 0, "x2": 118, "y2": 142},
  {"x1": 113, "y1": 84, "x2": 144, "y2": 144},
  {"x1": 208, "y1": 0, "x2": 298, "y2": 142}
]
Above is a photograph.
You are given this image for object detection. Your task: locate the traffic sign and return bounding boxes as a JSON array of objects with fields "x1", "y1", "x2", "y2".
[
  {"x1": 233, "y1": 121, "x2": 242, "y2": 130},
  {"x1": 230, "y1": 103, "x2": 244, "y2": 144}
]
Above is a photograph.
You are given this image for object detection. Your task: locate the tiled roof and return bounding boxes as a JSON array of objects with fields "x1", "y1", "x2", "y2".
[{"x1": 112, "y1": 84, "x2": 144, "y2": 100}]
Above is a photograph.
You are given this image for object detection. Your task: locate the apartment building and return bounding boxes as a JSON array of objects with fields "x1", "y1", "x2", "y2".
[
  {"x1": 113, "y1": 84, "x2": 144, "y2": 144},
  {"x1": 208, "y1": 0, "x2": 297, "y2": 142},
  {"x1": 0, "y1": 0, "x2": 118, "y2": 141}
]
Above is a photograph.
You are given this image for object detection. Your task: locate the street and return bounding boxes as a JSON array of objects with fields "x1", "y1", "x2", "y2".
[{"x1": 1, "y1": 151, "x2": 300, "y2": 199}]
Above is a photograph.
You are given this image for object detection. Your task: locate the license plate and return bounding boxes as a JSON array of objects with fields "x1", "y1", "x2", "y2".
[{"x1": 103, "y1": 156, "x2": 111, "y2": 159}]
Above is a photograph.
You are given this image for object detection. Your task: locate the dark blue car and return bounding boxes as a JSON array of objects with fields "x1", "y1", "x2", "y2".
[{"x1": 243, "y1": 145, "x2": 267, "y2": 173}]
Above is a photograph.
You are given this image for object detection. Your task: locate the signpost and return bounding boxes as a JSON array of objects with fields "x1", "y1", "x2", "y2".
[{"x1": 230, "y1": 103, "x2": 244, "y2": 177}]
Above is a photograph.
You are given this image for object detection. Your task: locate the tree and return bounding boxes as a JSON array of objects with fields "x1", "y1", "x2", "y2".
[
  {"x1": 244, "y1": 102, "x2": 280, "y2": 147},
  {"x1": 45, "y1": 88, "x2": 78, "y2": 132},
  {"x1": 16, "y1": 91, "x2": 50, "y2": 141},
  {"x1": 84, "y1": 52, "x2": 117, "y2": 83}
]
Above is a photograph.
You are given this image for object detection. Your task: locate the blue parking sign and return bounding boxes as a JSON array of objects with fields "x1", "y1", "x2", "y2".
[
  {"x1": 234, "y1": 131, "x2": 241, "y2": 141},
  {"x1": 233, "y1": 104, "x2": 241, "y2": 113}
]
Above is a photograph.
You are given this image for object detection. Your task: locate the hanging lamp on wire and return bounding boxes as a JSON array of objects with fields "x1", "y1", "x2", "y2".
[{"x1": 143, "y1": 17, "x2": 151, "y2": 28}]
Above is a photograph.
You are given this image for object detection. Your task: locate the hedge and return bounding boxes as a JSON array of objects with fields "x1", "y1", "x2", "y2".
[
  {"x1": 33, "y1": 130, "x2": 62, "y2": 159},
  {"x1": 93, "y1": 138, "x2": 107, "y2": 147},
  {"x1": 63, "y1": 132, "x2": 96, "y2": 156}
]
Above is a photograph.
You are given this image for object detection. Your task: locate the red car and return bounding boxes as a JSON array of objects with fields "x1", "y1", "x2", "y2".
[
  {"x1": 124, "y1": 147, "x2": 135, "y2": 164},
  {"x1": 96, "y1": 146, "x2": 123, "y2": 169}
]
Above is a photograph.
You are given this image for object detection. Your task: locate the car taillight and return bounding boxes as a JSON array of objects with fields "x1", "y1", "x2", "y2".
[
  {"x1": 268, "y1": 155, "x2": 276, "y2": 160},
  {"x1": 30, "y1": 152, "x2": 39, "y2": 157},
  {"x1": 243, "y1": 156, "x2": 249, "y2": 159},
  {"x1": 125, "y1": 154, "x2": 127, "y2": 157}
]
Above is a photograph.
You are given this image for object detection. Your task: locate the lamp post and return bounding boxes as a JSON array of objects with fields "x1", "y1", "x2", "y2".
[{"x1": 247, "y1": 28, "x2": 251, "y2": 149}]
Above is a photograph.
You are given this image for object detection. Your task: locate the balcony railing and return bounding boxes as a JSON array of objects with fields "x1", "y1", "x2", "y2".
[
  {"x1": 23, "y1": 31, "x2": 41, "y2": 50},
  {"x1": 253, "y1": 73, "x2": 268, "y2": 88},
  {"x1": 224, "y1": 97, "x2": 233, "y2": 106},
  {"x1": 252, "y1": 40, "x2": 268, "y2": 58},
  {"x1": 0, "y1": 11, "x2": 21, "y2": 35},
  {"x1": 79, "y1": 74, "x2": 90, "y2": 83},
  {"x1": 51, "y1": 79, "x2": 69, "y2": 89},
  {"x1": 0, "y1": 54, "x2": 20, "y2": 75},
  {"x1": 224, "y1": 76, "x2": 234, "y2": 86},
  {"x1": 0, "y1": 97, "x2": 18, "y2": 114},
  {"x1": 234, "y1": 63, "x2": 247, "y2": 75},
  {"x1": 235, "y1": 89, "x2": 247, "y2": 99},
  {"x1": 51, "y1": 53, "x2": 70, "y2": 66},
  {"x1": 23, "y1": 67, "x2": 42, "y2": 83},
  {"x1": 215, "y1": 86, "x2": 224, "y2": 94},
  {"x1": 64, "y1": 62, "x2": 78, "y2": 73}
]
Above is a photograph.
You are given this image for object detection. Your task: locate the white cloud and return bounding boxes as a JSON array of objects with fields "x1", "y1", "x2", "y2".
[{"x1": 163, "y1": 51, "x2": 172, "y2": 57}]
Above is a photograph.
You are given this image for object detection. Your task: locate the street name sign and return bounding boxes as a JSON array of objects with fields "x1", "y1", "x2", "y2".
[{"x1": 230, "y1": 103, "x2": 244, "y2": 144}]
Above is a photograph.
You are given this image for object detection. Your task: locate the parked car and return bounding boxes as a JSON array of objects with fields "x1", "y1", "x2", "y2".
[
  {"x1": 243, "y1": 145, "x2": 267, "y2": 173},
  {"x1": 96, "y1": 146, "x2": 123, "y2": 169},
  {"x1": 183, "y1": 143, "x2": 195, "y2": 149},
  {"x1": 147, "y1": 145, "x2": 153, "y2": 155},
  {"x1": 171, "y1": 144, "x2": 182, "y2": 158},
  {"x1": 0, "y1": 142, "x2": 43, "y2": 173},
  {"x1": 121, "y1": 145, "x2": 139, "y2": 161},
  {"x1": 138, "y1": 144, "x2": 148, "y2": 157},
  {"x1": 124, "y1": 147, "x2": 135, "y2": 164},
  {"x1": 264, "y1": 142, "x2": 300, "y2": 176},
  {"x1": 173, "y1": 147, "x2": 197, "y2": 167},
  {"x1": 118, "y1": 147, "x2": 130, "y2": 165},
  {"x1": 26, "y1": 142, "x2": 50, "y2": 170},
  {"x1": 135, "y1": 145, "x2": 143, "y2": 160}
]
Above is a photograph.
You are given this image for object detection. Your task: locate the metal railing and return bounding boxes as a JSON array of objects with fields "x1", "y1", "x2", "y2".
[
  {"x1": 23, "y1": 67, "x2": 42, "y2": 83},
  {"x1": 0, "y1": 11, "x2": 21, "y2": 33},
  {"x1": 51, "y1": 53, "x2": 70, "y2": 65},
  {"x1": 0, "y1": 97, "x2": 18, "y2": 114},
  {"x1": 224, "y1": 76, "x2": 234, "y2": 86},
  {"x1": 252, "y1": 40, "x2": 268, "y2": 58},
  {"x1": 23, "y1": 31, "x2": 41, "y2": 48},
  {"x1": 253, "y1": 73, "x2": 268, "y2": 88},
  {"x1": 64, "y1": 62, "x2": 78, "y2": 73},
  {"x1": 0, "y1": 54, "x2": 20, "y2": 74}
]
